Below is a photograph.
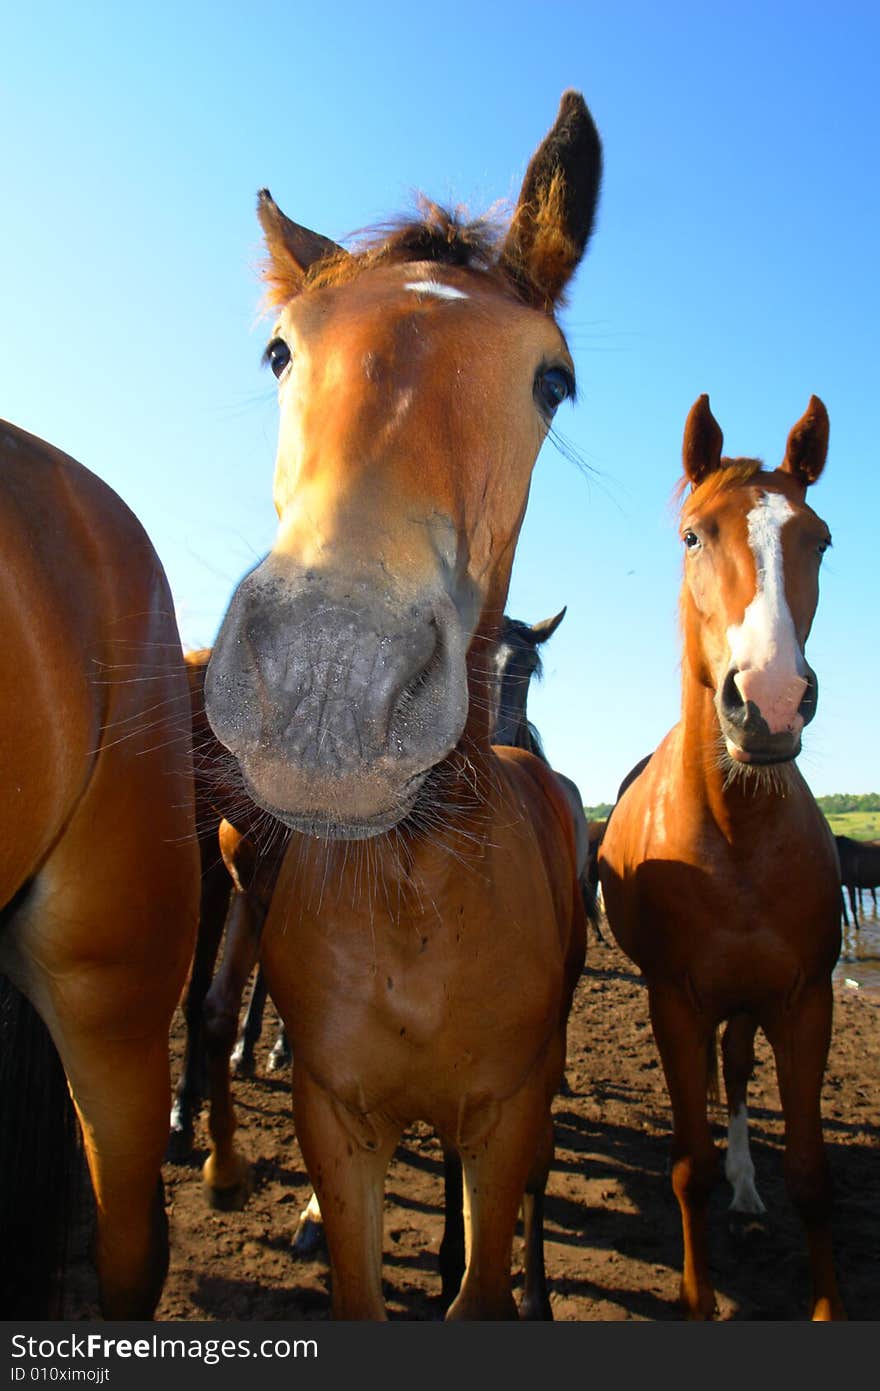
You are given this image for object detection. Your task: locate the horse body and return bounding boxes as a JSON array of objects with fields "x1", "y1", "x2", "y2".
[
  {"x1": 0, "y1": 420, "x2": 199, "y2": 1316},
  {"x1": 835, "y1": 833, "x2": 880, "y2": 927},
  {"x1": 599, "y1": 394, "x2": 844, "y2": 1320},
  {"x1": 203, "y1": 90, "x2": 602, "y2": 1317}
]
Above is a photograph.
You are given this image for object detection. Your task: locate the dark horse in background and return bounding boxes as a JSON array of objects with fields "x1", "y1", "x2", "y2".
[
  {"x1": 201, "y1": 90, "x2": 602, "y2": 1318},
  {"x1": 835, "y1": 834, "x2": 880, "y2": 928},
  {"x1": 490, "y1": 607, "x2": 602, "y2": 938},
  {"x1": 0, "y1": 420, "x2": 198, "y2": 1317},
  {"x1": 599, "y1": 394, "x2": 845, "y2": 1320}
]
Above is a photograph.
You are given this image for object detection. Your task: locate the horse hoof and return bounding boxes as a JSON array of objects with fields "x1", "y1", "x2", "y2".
[
  {"x1": 202, "y1": 1157, "x2": 253, "y2": 1211},
  {"x1": 292, "y1": 1215, "x2": 325, "y2": 1258},
  {"x1": 267, "y1": 1044, "x2": 292, "y2": 1073},
  {"x1": 518, "y1": 1296, "x2": 553, "y2": 1320}
]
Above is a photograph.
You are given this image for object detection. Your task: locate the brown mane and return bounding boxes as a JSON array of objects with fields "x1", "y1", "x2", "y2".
[
  {"x1": 263, "y1": 197, "x2": 570, "y2": 310},
  {"x1": 674, "y1": 457, "x2": 766, "y2": 512}
]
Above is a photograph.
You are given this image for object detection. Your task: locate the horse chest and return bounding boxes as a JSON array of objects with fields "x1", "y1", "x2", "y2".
[{"x1": 266, "y1": 897, "x2": 562, "y2": 1117}]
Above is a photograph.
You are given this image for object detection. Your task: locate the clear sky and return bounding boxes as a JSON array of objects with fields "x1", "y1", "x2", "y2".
[{"x1": 2, "y1": 1, "x2": 877, "y2": 802}]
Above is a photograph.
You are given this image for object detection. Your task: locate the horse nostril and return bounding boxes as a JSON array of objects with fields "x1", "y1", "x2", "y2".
[
  {"x1": 797, "y1": 667, "x2": 819, "y2": 727},
  {"x1": 721, "y1": 669, "x2": 746, "y2": 723}
]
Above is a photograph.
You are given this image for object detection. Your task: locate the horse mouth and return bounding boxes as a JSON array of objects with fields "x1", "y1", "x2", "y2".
[
  {"x1": 240, "y1": 767, "x2": 428, "y2": 841},
  {"x1": 723, "y1": 734, "x2": 801, "y2": 767}
]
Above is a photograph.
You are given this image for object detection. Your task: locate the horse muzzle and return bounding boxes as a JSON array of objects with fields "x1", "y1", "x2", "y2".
[
  {"x1": 204, "y1": 567, "x2": 471, "y2": 837},
  {"x1": 716, "y1": 663, "x2": 818, "y2": 765}
]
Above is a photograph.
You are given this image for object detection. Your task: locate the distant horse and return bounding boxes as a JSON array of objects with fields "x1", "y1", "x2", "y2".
[
  {"x1": 490, "y1": 608, "x2": 602, "y2": 937},
  {"x1": 0, "y1": 420, "x2": 199, "y2": 1316},
  {"x1": 598, "y1": 394, "x2": 845, "y2": 1320},
  {"x1": 203, "y1": 90, "x2": 602, "y2": 1318},
  {"x1": 835, "y1": 834, "x2": 880, "y2": 928}
]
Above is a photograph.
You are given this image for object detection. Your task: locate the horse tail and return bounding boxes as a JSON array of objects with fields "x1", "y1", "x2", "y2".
[
  {"x1": 0, "y1": 975, "x2": 81, "y2": 1315},
  {"x1": 706, "y1": 1026, "x2": 721, "y2": 1107}
]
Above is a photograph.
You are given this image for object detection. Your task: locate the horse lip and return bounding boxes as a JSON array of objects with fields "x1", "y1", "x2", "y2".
[
  {"x1": 239, "y1": 767, "x2": 427, "y2": 841},
  {"x1": 723, "y1": 734, "x2": 800, "y2": 766}
]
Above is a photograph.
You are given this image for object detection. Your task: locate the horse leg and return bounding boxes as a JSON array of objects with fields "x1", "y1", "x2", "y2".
[
  {"x1": 762, "y1": 984, "x2": 846, "y2": 1320},
  {"x1": 438, "y1": 1146, "x2": 465, "y2": 1309},
  {"x1": 648, "y1": 983, "x2": 718, "y2": 1319},
  {"x1": 518, "y1": 1111, "x2": 555, "y2": 1319},
  {"x1": 169, "y1": 856, "x2": 230, "y2": 1160},
  {"x1": 446, "y1": 1080, "x2": 548, "y2": 1321},
  {"x1": 201, "y1": 887, "x2": 264, "y2": 1209},
  {"x1": 268, "y1": 1017, "x2": 292, "y2": 1072},
  {"x1": 231, "y1": 966, "x2": 268, "y2": 1078},
  {"x1": 292, "y1": 1062, "x2": 396, "y2": 1319},
  {"x1": 721, "y1": 1012, "x2": 766, "y2": 1216},
  {"x1": 847, "y1": 884, "x2": 860, "y2": 929}
]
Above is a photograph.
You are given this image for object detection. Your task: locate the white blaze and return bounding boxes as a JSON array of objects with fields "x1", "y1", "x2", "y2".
[
  {"x1": 404, "y1": 280, "x2": 469, "y2": 301},
  {"x1": 725, "y1": 491, "x2": 807, "y2": 734}
]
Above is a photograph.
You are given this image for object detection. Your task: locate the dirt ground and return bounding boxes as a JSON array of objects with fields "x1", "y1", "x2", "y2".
[{"x1": 58, "y1": 920, "x2": 879, "y2": 1324}]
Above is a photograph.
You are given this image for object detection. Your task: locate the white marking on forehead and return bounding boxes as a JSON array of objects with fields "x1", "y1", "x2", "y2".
[
  {"x1": 726, "y1": 490, "x2": 806, "y2": 729},
  {"x1": 404, "y1": 280, "x2": 469, "y2": 301}
]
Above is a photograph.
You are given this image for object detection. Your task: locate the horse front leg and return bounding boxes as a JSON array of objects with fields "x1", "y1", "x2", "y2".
[
  {"x1": 202, "y1": 887, "x2": 264, "y2": 1209},
  {"x1": 762, "y1": 983, "x2": 846, "y2": 1320},
  {"x1": 648, "y1": 982, "x2": 719, "y2": 1320},
  {"x1": 292, "y1": 1063, "x2": 397, "y2": 1319},
  {"x1": 446, "y1": 1079, "x2": 548, "y2": 1321}
]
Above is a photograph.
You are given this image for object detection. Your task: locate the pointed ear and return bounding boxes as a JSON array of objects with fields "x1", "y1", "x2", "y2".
[
  {"x1": 257, "y1": 188, "x2": 346, "y2": 305},
  {"x1": 781, "y1": 395, "x2": 829, "y2": 488},
  {"x1": 530, "y1": 607, "x2": 567, "y2": 645},
  {"x1": 682, "y1": 394, "x2": 724, "y2": 487},
  {"x1": 498, "y1": 90, "x2": 603, "y2": 309}
]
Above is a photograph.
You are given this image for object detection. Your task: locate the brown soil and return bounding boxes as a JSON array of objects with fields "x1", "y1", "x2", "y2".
[{"x1": 64, "y1": 931, "x2": 880, "y2": 1322}]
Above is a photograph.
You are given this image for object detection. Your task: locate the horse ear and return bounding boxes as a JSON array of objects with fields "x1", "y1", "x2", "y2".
[
  {"x1": 257, "y1": 188, "x2": 346, "y2": 305},
  {"x1": 498, "y1": 90, "x2": 603, "y2": 309},
  {"x1": 780, "y1": 396, "x2": 829, "y2": 488},
  {"x1": 682, "y1": 394, "x2": 724, "y2": 487},
  {"x1": 530, "y1": 607, "x2": 567, "y2": 644}
]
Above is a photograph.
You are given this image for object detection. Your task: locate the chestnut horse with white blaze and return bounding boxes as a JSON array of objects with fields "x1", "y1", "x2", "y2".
[
  {"x1": 599, "y1": 395, "x2": 845, "y2": 1320},
  {"x1": 0, "y1": 420, "x2": 199, "y2": 1316},
  {"x1": 204, "y1": 91, "x2": 602, "y2": 1318}
]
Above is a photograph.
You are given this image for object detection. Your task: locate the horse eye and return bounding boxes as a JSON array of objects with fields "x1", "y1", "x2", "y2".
[
  {"x1": 263, "y1": 338, "x2": 292, "y2": 378},
  {"x1": 683, "y1": 530, "x2": 701, "y2": 550},
  {"x1": 535, "y1": 366, "x2": 574, "y2": 416}
]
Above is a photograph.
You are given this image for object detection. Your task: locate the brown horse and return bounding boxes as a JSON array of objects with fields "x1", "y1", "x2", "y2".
[
  {"x1": 598, "y1": 395, "x2": 845, "y2": 1320},
  {"x1": 0, "y1": 419, "x2": 199, "y2": 1316},
  {"x1": 203, "y1": 90, "x2": 602, "y2": 1318}
]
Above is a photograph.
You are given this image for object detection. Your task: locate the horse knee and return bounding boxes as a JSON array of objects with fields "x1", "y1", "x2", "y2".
[{"x1": 671, "y1": 1145, "x2": 718, "y2": 1204}]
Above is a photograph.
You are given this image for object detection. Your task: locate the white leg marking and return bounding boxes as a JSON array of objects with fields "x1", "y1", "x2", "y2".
[
  {"x1": 725, "y1": 1104, "x2": 766, "y2": 1213},
  {"x1": 302, "y1": 1189, "x2": 322, "y2": 1223}
]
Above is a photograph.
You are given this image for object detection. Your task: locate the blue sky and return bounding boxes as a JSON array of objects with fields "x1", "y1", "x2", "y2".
[{"x1": 2, "y1": 2, "x2": 877, "y2": 801}]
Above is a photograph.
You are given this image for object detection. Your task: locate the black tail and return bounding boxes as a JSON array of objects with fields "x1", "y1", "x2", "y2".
[{"x1": 0, "y1": 975, "x2": 81, "y2": 1316}]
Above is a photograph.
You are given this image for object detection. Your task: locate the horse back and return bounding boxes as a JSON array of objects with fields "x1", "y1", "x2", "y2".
[{"x1": 0, "y1": 419, "x2": 194, "y2": 906}]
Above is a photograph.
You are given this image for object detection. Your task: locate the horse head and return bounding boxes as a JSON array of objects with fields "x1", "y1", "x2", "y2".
[
  {"x1": 678, "y1": 393, "x2": 831, "y2": 765},
  {"x1": 206, "y1": 93, "x2": 602, "y2": 837}
]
